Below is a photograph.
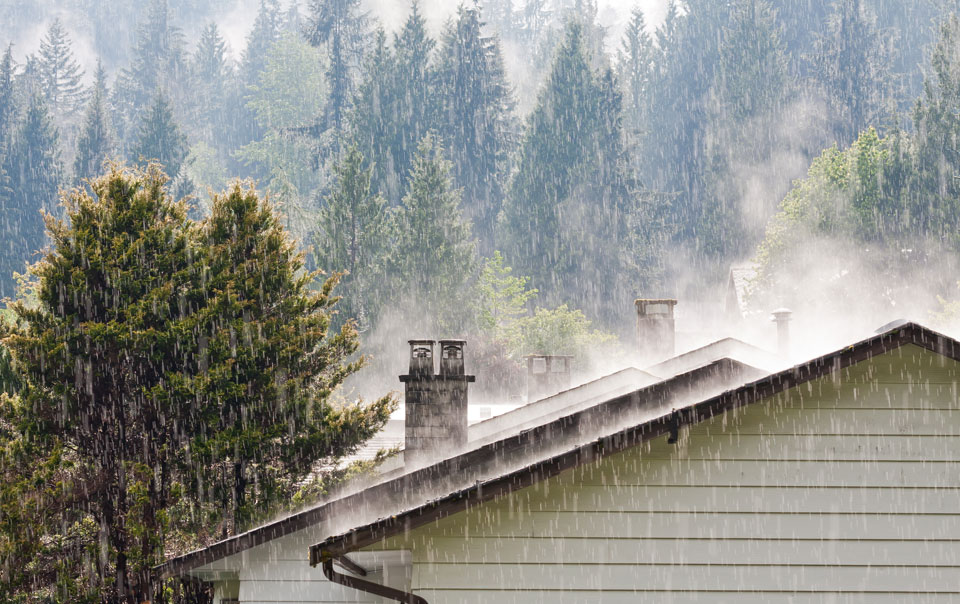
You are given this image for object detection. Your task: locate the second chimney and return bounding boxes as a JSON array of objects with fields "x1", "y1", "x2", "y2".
[
  {"x1": 636, "y1": 298, "x2": 677, "y2": 362},
  {"x1": 525, "y1": 354, "x2": 573, "y2": 401},
  {"x1": 400, "y1": 339, "x2": 475, "y2": 464}
]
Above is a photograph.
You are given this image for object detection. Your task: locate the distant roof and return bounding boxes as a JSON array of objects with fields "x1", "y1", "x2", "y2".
[
  {"x1": 307, "y1": 322, "x2": 960, "y2": 566},
  {"x1": 644, "y1": 337, "x2": 781, "y2": 378},
  {"x1": 726, "y1": 262, "x2": 759, "y2": 319}
]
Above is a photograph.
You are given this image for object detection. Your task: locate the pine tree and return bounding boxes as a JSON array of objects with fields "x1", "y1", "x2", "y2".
[
  {"x1": 391, "y1": 134, "x2": 476, "y2": 330},
  {"x1": 315, "y1": 144, "x2": 390, "y2": 331},
  {"x1": 73, "y1": 62, "x2": 113, "y2": 182},
  {"x1": 304, "y1": 0, "x2": 367, "y2": 133},
  {"x1": 37, "y1": 18, "x2": 86, "y2": 116},
  {"x1": 436, "y1": 5, "x2": 516, "y2": 254},
  {"x1": 132, "y1": 92, "x2": 188, "y2": 178},
  {"x1": 1, "y1": 95, "x2": 61, "y2": 298}
]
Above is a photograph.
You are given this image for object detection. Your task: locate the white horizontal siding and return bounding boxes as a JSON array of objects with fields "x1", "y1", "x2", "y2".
[{"x1": 366, "y1": 344, "x2": 960, "y2": 602}]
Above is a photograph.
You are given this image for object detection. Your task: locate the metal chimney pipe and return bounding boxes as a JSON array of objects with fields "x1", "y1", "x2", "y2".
[{"x1": 771, "y1": 308, "x2": 793, "y2": 358}]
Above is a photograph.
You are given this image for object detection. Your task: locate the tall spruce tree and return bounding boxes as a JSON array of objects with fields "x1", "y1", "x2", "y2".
[
  {"x1": 112, "y1": 0, "x2": 186, "y2": 150},
  {"x1": 436, "y1": 5, "x2": 515, "y2": 253},
  {"x1": 315, "y1": 144, "x2": 390, "y2": 331},
  {"x1": 74, "y1": 62, "x2": 113, "y2": 182},
  {"x1": 813, "y1": 0, "x2": 890, "y2": 146},
  {"x1": 616, "y1": 7, "x2": 654, "y2": 172},
  {"x1": 390, "y1": 2, "x2": 436, "y2": 199},
  {"x1": 242, "y1": 0, "x2": 283, "y2": 87},
  {"x1": 500, "y1": 21, "x2": 630, "y2": 319},
  {"x1": 350, "y1": 29, "x2": 400, "y2": 201},
  {"x1": 37, "y1": 18, "x2": 86, "y2": 117},
  {"x1": 304, "y1": 0, "x2": 367, "y2": 134},
  {"x1": 1, "y1": 95, "x2": 61, "y2": 298},
  {"x1": 391, "y1": 134, "x2": 476, "y2": 330},
  {"x1": 132, "y1": 92, "x2": 188, "y2": 178},
  {"x1": 191, "y1": 23, "x2": 231, "y2": 145},
  {"x1": 0, "y1": 45, "x2": 14, "y2": 151}
]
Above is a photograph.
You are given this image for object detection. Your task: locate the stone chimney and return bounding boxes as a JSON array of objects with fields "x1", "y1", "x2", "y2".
[
  {"x1": 400, "y1": 339, "x2": 475, "y2": 464},
  {"x1": 771, "y1": 308, "x2": 792, "y2": 358},
  {"x1": 635, "y1": 298, "x2": 677, "y2": 361},
  {"x1": 525, "y1": 354, "x2": 573, "y2": 401}
]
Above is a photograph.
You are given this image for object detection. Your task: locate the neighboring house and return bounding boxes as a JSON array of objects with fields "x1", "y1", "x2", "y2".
[{"x1": 159, "y1": 308, "x2": 960, "y2": 603}]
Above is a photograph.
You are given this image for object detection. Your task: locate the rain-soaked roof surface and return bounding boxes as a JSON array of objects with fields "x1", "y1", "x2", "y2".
[{"x1": 158, "y1": 321, "x2": 957, "y2": 578}]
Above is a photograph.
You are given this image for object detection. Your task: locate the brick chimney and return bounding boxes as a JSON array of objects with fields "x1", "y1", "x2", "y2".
[
  {"x1": 525, "y1": 354, "x2": 573, "y2": 401},
  {"x1": 400, "y1": 339, "x2": 475, "y2": 463},
  {"x1": 636, "y1": 298, "x2": 677, "y2": 361}
]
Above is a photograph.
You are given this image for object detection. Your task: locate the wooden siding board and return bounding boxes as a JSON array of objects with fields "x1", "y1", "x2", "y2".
[{"x1": 363, "y1": 346, "x2": 960, "y2": 600}]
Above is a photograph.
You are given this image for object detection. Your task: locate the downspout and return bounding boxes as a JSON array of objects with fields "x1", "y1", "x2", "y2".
[{"x1": 320, "y1": 552, "x2": 428, "y2": 604}]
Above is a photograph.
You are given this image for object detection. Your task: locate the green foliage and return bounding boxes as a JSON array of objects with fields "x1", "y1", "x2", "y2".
[
  {"x1": 501, "y1": 21, "x2": 632, "y2": 322},
  {"x1": 314, "y1": 144, "x2": 390, "y2": 331},
  {"x1": 1, "y1": 166, "x2": 393, "y2": 600},
  {"x1": 516, "y1": 304, "x2": 616, "y2": 360},
  {"x1": 73, "y1": 63, "x2": 114, "y2": 183},
  {"x1": 37, "y1": 18, "x2": 86, "y2": 116},
  {"x1": 132, "y1": 92, "x2": 188, "y2": 178},
  {"x1": 475, "y1": 251, "x2": 538, "y2": 343},
  {"x1": 1, "y1": 94, "x2": 62, "y2": 299},
  {"x1": 236, "y1": 32, "x2": 326, "y2": 238},
  {"x1": 390, "y1": 134, "x2": 476, "y2": 331},
  {"x1": 435, "y1": 5, "x2": 516, "y2": 251}
]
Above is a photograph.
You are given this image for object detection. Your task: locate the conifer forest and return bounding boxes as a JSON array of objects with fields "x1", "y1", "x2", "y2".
[{"x1": 3, "y1": 0, "x2": 960, "y2": 601}]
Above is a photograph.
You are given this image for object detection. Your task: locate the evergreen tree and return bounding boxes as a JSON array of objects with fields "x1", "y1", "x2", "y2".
[
  {"x1": 616, "y1": 7, "x2": 654, "y2": 170},
  {"x1": 132, "y1": 92, "x2": 188, "y2": 178},
  {"x1": 390, "y1": 2, "x2": 437, "y2": 199},
  {"x1": 315, "y1": 144, "x2": 390, "y2": 331},
  {"x1": 73, "y1": 61, "x2": 113, "y2": 182},
  {"x1": 304, "y1": 0, "x2": 367, "y2": 133},
  {"x1": 112, "y1": 0, "x2": 186, "y2": 150},
  {"x1": 191, "y1": 23, "x2": 231, "y2": 144},
  {"x1": 241, "y1": 0, "x2": 282, "y2": 87},
  {"x1": 391, "y1": 134, "x2": 476, "y2": 330},
  {"x1": 436, "y1": 5, "x2": 516, "y2": 252},
  {"x1": 1, "y1": 95, "x2": 61, "y2": 298},
  {"x1": 500, "y1": 22, "x2": 630, "y2": 319},
  {"x1": 184, "y1": 182, "x2": 393, "y2": 534},
  {"x1": 37, "y1": 18, "x2": 86, "y2": 116},
  {"x1": 350, "y1": 29, "x2": 399, "y2": 201},
  {"x1": 0, "y1": 45, "x2": 14, "y2": 148},
  {"x1": 813, "y1": 0, "x2": 891, "y2": 146}
]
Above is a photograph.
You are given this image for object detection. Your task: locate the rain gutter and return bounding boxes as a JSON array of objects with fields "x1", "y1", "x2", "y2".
[{"x1": 319, "y1": 551, "x2": 427, "y2": 604}]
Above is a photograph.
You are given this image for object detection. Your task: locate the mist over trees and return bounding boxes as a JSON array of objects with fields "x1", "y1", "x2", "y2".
[{"x1": 5, "y1": 0, "x2": 960, "y2": 598}]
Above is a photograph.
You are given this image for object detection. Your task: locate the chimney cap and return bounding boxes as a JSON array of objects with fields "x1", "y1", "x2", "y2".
[
  {"x1": 771, "y1": 308, "x2": 793, "y2": 320},
  {"x1": 635, "y1": 298, "x2": 678, "y2": 306},
  {"x1": 438, "y1": 338, "x2": 467, "y2": 346},
  {"x1": 408, "y1": 338, "x2": 436, "y2": 345}
]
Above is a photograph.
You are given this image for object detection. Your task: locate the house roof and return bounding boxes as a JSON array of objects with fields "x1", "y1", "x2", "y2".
[
  {"x1": 157, "y1": 356, "x2": 760, "y2": 579},
  {"x1": 306, "y1": 321, "x2": 960, "y2": 565}
]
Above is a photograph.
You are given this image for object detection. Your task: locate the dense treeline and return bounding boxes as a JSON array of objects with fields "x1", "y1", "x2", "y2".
[{"x1": 1, "y1": 0, "x2": 957, "y2": 329}]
